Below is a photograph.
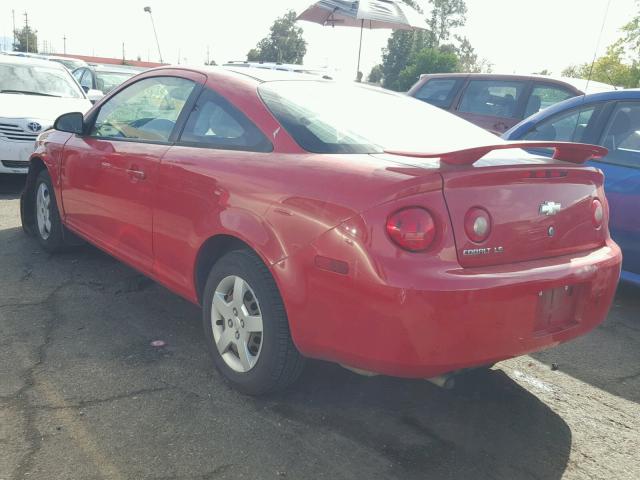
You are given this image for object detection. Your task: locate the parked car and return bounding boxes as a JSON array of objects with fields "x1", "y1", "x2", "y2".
[
  {"x1": 72, "y1": 64, "x2": 143, "y2": 100},
  {"x1": 0, "y1": 55, "x2": 94, "y2": 174},
  {"x1": 223, "y1": 61, "x2": 333, "y2": 79},
  {"x1": 20, "y1": 66, "x2": 621, "y2": 394},
  {"x1": 408, "y1": 73, "x2": 614, "y2": 135},
  {"x1": 504, "y1": 89, "x2": 640, "y2": 285},
  {"x1": 45, "y1": 55, "x2": 89, "y2": 71}
]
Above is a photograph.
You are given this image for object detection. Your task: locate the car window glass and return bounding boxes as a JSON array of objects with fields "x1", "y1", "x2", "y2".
[
  {"x1": 458, "y1": 80, "x2": 526, "y2": 118},
  {"x1": 72, "y1": 69, "x2": 84, "y2": 82},
  {"x1": 79, "y1": 70, "x2": 92, "y2": 89},
  {"x1": 91, "y1": 76, "x2": 196, "y2": 142},
  {"x1": 179, "y1": 89, "x2": 272, "y2": 152},
  {"x1": 414, "y1": 78, "x2": 461, "y2": 108},
  {"x1": 525, "y1": 84, "x2": 574, "y2": 117},
  {"x1": 523, "y1": 106, "x2": 596, "y2": 142},
  {"x1": 599, "y1": 102, "x2": 640, "y2": 168},
  {"x1": 95, "y1": 71, "x2": 135, "y2": 94}
]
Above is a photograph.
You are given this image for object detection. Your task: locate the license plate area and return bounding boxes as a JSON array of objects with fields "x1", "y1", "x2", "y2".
[{"x1": 534, "y1": 285, "x2": 581, "y2": 336}]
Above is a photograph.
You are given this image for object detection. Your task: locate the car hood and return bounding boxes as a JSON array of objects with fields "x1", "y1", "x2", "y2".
[{"x1": 0, "y1": 94, "x2": 92, "y2": 121}]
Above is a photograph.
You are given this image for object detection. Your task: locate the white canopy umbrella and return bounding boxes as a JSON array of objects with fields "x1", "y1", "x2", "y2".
[{"x1": 297, "y1": 0, "x2": 427, "y2": 79}]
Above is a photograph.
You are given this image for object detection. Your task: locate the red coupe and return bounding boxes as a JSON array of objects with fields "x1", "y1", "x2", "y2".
[{"x1": 20, "y1": 67, "x2": 622, "y2": 394}]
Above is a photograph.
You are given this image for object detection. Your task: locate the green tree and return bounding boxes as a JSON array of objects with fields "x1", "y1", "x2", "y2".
[
  {"x1": 13, "y1": 26, "x2": 38, "y2": 53},
  {"x1": 396, "y1": 47, "x2": 460, "y2": 91},
  {"x1": 367, "y1": 64, "x2": 383, "y2": 83},
  {"x1": 380, "y1": 0, "x2": 474, "y2": 90},
  {"x1": 246, "y1": 10, "x2": 307, "y2": 64},
  {"x1": 562, "y1": 42, "x2": 640, "y2": 88},
  {"x1": 427, "y1": 0, "x2": 467, "y2": 47}
]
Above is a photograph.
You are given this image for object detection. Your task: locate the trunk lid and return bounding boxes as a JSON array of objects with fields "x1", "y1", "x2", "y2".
[{"x1": 440, "y1": 164, "x2": 607, "y2": 268}]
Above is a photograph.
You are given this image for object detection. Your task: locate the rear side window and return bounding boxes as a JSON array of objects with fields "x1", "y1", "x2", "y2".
[
  {"x1": 523, "y1": 106, "x2": 596, "y2": 142},
  {"x1": 413, "y1": 78, "x2": 462, "y2": 108},
  {"x1": 178, "y1": 88, "x2": 272, "y2": 152},
  {"x1": 525, "y1": 84, "x2": 575, "y2": 117},
  {"x1": 458, "y1": 80, "x2": 527, "y2": 118},
  {"x1": 599, "y1": 101, "x2": 640, "y2": 168}
]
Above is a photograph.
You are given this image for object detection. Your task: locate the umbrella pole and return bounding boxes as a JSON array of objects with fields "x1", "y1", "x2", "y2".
[{"x1": 356, "y1": 19, "x2": 364, "y2": 81}]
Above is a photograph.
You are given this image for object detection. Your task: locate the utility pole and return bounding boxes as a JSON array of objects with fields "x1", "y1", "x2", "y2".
[
  {"x1": 122, "y1": 42, "x2": 125, "y2": 63},
  {"x1": 206, "y1": 45, "x2": 210, "y2": 65},
  {"x1": 23, "y1": 11, "x2": 29, "y2": 53},
  {"x1": 12, "y1": 10, "x2": 16, "y2": 51},
  {"x1": 62, "y1": 35, "x2": 66, "y2": 54}
]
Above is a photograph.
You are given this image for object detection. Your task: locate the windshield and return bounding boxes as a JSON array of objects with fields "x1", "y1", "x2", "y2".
[
  {"x1": 50, "y1": 58, "x2": 86, "y2": 70},
  {"x1": 258, "y1": 81, "x2": 497, "y2": 154},
  {"x1": 0, "y1": 63, "x2": 84, "y2": 98},
  {"x1": 95, "y1": 71, "x2": 136, "y2": 94}
]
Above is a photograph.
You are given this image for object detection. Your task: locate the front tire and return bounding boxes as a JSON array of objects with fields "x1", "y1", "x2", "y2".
[
  {"x1": 202, "y1": 250, "x2": 305, "y2": 395},
  {"x1": 33, "y1": 170, "x2": 67, "y2": 252}
]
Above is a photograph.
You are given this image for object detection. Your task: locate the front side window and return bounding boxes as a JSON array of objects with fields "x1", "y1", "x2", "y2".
[
  {"x1": 458, "y1": 80, "x2": 527, "y2": 118},
  {"x1": 91, "y1": 76, "x2": 196, "y2": 142},
  {"x1": 179, "y1": 89, "x2": 271, "y2": 152},
  {"x1": 413, "y1": 78, "x2": 462, "y2": 108},
  {"x1": 0, "y1": 63, "x2": 84, "y2": 98},
  {"x1": 523, "y1": 106, "x2": 596, "y2": 142},
  {"x1": 79, "y1": 70, "x2": 93, "y2": 90},
  {"x1": 72, "y1": 68, "x2": 84, "y2": 82},
  {"x1": 525, "y1": 84, "x2": 575, "y2": 117},
  {"x1": 600, "y1": 101, "x2": 640, "y2": 168}
]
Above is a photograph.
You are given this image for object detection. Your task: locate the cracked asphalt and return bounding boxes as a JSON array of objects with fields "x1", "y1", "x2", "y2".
[{"x1": 1, "y1": 173, "x2": 639, "y2": 480}]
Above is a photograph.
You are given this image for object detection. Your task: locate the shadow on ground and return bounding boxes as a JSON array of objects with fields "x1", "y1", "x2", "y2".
[
  {"x1": 0, "y1": 173, "x2": 26, "y2": 198},
  {"x1": 0, "y1": 224, "x2": 573, "y2": 480},
  {"x1": 532, "y1": 282, "x2": 640, "y2": 404}
]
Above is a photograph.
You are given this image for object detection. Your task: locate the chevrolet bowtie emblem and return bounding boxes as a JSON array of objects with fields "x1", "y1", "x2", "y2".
[{"x1": 539, "y1": 201, "x2": 561, "y2": 216}]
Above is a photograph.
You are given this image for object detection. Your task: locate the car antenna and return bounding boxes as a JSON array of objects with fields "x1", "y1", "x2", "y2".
[
  {"x1": 571, "y1": 0, "x2": 613, "y2": 142},
  {"x1": 585, "y1": 0, "x2": 613, "y2": 93}
]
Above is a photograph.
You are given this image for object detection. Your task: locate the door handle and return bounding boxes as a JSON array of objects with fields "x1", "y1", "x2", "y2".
[
  {"x1": 126, "y1": 168, "x2": 146, "y2": 180},
  {"x1": 100, "y1": 161, "x2": 112, "y2": 169}
]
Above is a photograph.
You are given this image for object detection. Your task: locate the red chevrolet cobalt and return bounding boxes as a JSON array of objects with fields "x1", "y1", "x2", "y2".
[{"x1": 20, "y1": 67, "x2": 622, "y2": 394}]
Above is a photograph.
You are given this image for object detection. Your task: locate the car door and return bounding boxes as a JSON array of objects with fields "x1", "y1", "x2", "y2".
[
  {"x1": 455, "y1": 79, "x2": 529, "y2": 134},
  {"x1": 151, "y1": 86, "x2": 273, "y2": 297},
  {"x1": 60, "y1": 73, "x2": 204, "y2": 272},
  {"x1": 590, "y1": 101, "x2": 640, "y2": 276},
  {"x1": 523, "y1": 82, "x2": 577, "y2": 119}
]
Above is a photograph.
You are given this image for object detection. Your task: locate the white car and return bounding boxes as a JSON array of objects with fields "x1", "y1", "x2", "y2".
[{"x1": 0, "y1": 56, "x2": 94, "y2": 174}]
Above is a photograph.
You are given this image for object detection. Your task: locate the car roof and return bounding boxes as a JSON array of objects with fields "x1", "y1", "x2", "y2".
[
  {"x1": 504, "y1": 89, "x2": 640, "y2": 139},
  {"x1": 0, "y1": 54, "x2": 67, "y2": 70}
]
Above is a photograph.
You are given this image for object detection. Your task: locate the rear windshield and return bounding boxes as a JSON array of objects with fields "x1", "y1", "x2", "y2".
[{"x1": 258, "y1": 80, "x2": 496, "y2": 154}]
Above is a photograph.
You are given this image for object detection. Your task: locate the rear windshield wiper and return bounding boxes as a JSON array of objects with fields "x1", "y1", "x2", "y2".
[{"x1": 0, "y1": 90, "x2": 61, "y2": 97}]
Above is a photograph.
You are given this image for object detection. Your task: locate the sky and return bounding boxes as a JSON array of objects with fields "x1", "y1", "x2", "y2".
[{"x1": 1, "y1": 0, "x2": 636, "y2": 80}]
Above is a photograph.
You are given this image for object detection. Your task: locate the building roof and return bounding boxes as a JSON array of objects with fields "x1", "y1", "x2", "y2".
[{"x1": 51, "y1": 53, "x2": 165, "y2": 68}]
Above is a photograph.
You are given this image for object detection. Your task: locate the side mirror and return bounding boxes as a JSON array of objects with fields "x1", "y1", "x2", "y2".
[
  {"x1": 86, "y1": 89, "x2": 104, "y2": 103},
  {"x1": 54, "y1": 112, "x2": 84, "y2": 135}
]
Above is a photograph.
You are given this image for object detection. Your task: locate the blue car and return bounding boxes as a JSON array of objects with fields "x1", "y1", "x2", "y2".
[{"x1": 504, "y1": 89, "x2": 640, "y2": 285}]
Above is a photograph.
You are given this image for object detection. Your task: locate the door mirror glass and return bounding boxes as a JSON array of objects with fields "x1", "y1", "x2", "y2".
[
  {"x1": 86, "y1": 89, "x2": 104, "y2": 103},
  {"x1": 54, "y1": 112, "x2": 84, "y2": 134}
]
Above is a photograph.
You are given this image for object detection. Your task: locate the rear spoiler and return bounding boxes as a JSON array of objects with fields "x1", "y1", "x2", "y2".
[{"x1": 384, "y1": 141, "x2": 608, "y2": 166}]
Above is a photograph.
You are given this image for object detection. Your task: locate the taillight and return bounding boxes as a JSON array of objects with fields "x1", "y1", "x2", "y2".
[
  {"x1": 386, "y1": 207, "x2": 436, "y2": 252},
  {"x1": 592, "y1": 198, "x2": 604, "y2": 228},
  {"x1": 464, "y1": 207, "x2": 491, "y2": 243}
]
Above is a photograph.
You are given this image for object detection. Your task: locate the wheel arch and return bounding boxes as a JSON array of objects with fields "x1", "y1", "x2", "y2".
[{"x1": 194, "y1": 234, "x2": 266, "y2": 305}]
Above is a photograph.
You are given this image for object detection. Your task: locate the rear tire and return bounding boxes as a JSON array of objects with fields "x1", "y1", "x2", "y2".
[
  {"x1": 33, "y1": 170, "x2": 68, "y2": 252},
  {"x1": 202, "y1": 249, "x2": 305, "y2": 395}
]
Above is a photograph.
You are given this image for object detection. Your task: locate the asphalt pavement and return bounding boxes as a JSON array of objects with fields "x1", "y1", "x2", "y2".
[{"x1": 1, "y1": 173, "x2": 638, "y2": 480}]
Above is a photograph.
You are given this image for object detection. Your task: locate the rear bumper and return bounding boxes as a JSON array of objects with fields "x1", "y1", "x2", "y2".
[{"x1": 279, "y1": 240, "x2": 621, "y2": 378}]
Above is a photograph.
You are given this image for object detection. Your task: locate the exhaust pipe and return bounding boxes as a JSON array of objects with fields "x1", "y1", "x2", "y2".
[{"x1": 426, "y1": 374, "x2": 456, "y2": 389}]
